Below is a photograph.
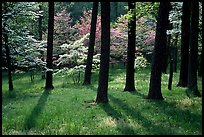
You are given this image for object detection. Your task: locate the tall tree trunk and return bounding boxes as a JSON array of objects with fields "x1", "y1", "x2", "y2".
[
  {"x1": 202, "y1": 1, "x2": 203, "y2": 93},
  {"x1": 124, "y1": 2, "x2": 136, "y2": 92},
  {"x1": 38, "y1": 3, "x2": 43, "y2": 41},
  {"x1": 177, "y1": 2, "x2": 190, "y2": 87},
  {"x1": 96, "y1": 2, "x2": 110, "y2": 103},
  {"x1": 168, "y1": 58, "x2": 173, "y2": 90},
  {"x1": 5, "y1": 31, "x2": 14, "y2": 91},
  {"x1": 45, "y1": 2, "x2": 54, "y2": 89},
  {"x1": 162, "y1": 14, "x2": 171, "y2": 74},
  {"x1": 173, "y1": 34, "x2": 178, "y2": 73},
  {"x1": 147, "y1": 2, "x2": 171, "y2": 100},
  {"x1": 3, "y1": 2, "x2": 13, "y2": 92},
  {"x1": 83, "y1": 2, "x2": 98, "y2": 85},
  {"x1": 187, "y1": 1, "x2": 201, "y2": 97},
  {"x1": 164, "y1": 34, "x2": 171, "y2": 73}
]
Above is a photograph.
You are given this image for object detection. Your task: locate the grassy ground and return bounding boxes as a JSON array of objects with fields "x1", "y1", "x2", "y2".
[{"x1": 2, "y1": 64, "x2": 202, "y2": 135}]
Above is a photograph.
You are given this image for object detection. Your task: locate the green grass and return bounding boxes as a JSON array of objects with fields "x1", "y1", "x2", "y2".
[{"x1": 2, "y1": 64, "x2": 202, "y2": 135}]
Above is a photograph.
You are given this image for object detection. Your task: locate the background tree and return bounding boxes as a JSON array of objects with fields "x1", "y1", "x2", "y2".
[
  {"x1": 2, "y1": 2, "x2": 14, "y2": 91},
  {"x1": 186, "y1": 1, "x2": 201, "y2": 97},
  {"x1": 124, "y1": 2, "x2": 136, "y2": 92},
  {"x1": 177, "y1": 2, "x2": 190, "y2": 87},
  {"x1": 96, "y1": 2, "x2": 110, "y2": 103},
  {"x1": 45, "y1": 2, "x2": 54, "y2": 89},
  {"x1": 147, "y1": 2, "x2": 171, "y2": 99},
  {"x1": 83, "y1": 2, "x2": 98, "y2": 85}
]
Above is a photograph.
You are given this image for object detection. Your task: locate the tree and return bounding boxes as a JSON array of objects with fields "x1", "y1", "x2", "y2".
[
  {"x1": 96, "y1": 2, "x2": 110, "y2": 103},
  {"x1": 38, "y1": 3, "x2": 43, "y2": 41},
  {"x1": 2, "y1": 2, "x2": 14, "y2": 92},
  {"x1": 162, "y1": 21, "x2": 171, "y2": 74},
  {"x1": 83, "y1": 2, "x2": 98, "y2": 85},
  {"x1": 147, "y1": 2, "x2": 171, "y2": 99},
  {"x1": 202, "y1": 1, "x2": 203, "y2": 93},
  {"x1": 177, "y1": 2, "x2": 190, "y2": 87},
  {"x1": 45, "y1": 2, "x2": 54, "y2": 89},
  {"x1": 124, "y1": 2, "x2": 136, "y2": 92},
  {"x1": 186, "y1": 1, "x2": 201, "y2": 97}
]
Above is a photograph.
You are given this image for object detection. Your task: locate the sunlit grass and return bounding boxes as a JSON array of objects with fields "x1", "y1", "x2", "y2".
[{"x1": 2, "y1": 64, "x2": 202, "y2": 135}]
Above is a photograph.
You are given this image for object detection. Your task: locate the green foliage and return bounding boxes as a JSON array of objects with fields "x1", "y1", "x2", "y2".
[{"x1": 54, "y1": 34, "x2": 100, "y2": 84}]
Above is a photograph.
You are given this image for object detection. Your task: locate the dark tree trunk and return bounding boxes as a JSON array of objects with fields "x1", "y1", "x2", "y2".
[
  {"x1": 187, "y1": 1, "x2": 201, "y2": 97},
  {"x1": 162, "y1": 13, "x2": 171, "y2": 74},
  {"x1": 124, "y1": 2, "x2": 136, "y2": 92},
  {"x1": 45, "y1": 2, "x2": 54, "y2": 89},
  {"x1": 202, "y1": 1, "x2": 203, "y2": 93},
  {"x1": 147, "y1": 2, "x2": 171, "y2": 100},
  {"x1": 38, "y1": 3, "x2": 43, "y2": 41},
  {"x1": 83, "y1": 2, "x2": 98, "y2": 85},
  {"x1": 177, "y1": 2, "x2": 190, "y2": 87},
  {"x1": 168, "y1": 58, "x2": 173, "y2": 90},
  {"x1": 173, "y1": 34, "x2": 178, "y2": 73},
  {"x1": 3, "y1": 2, "x2": 13, "y2": 92},
  {"x1": 96, "y1": 2, "x2": 110, "y2": 103},
  {"x1": 5, "y1": 31, "x2": 14, "y2": 91},
  {"x1": 163, "y1": 34, "x2": 171, "y2": 73}
]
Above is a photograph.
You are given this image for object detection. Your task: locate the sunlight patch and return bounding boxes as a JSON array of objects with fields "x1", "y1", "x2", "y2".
[
  {"x1": 99, "y1": 116, "x2": 117, "y2": 128},
  {"x1": 176, "y1": 98, "x2": 193, "y2": 107}
]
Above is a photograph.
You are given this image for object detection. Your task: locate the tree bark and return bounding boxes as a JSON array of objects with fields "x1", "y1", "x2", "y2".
[
  {"x1": 45, "y1": 2, "x2": 54, "y2": 89},
  {"x1": 177, "y1": 2, "x2": 190, "y2": 87},
  {"x1": 83, "y1": 2, "x2": 98, "y2": 85},
  {"x1": 147, "y1": 2, "x2": 171, "y2": 100},
  {"x1": 96, "y1": 2, "x2": 110, "y2": 103},
  {"x1": 173, "y1": 34, "x2": 178, "y2": 73},
  {"x1": 202, "y1": 1, "x2": 203, "y2": 93},
  {"x1": 187, "y1": 1, "x2": 201, "y2": 97},
  {"x1": 168, "y1": 58, "x2": 173, "y2": 90},
  {"x1": 3, "y1": 2, "x2": 14, "y2": 92},
  {"x1": 38, "y1": 3, "x2": 43, "y2": 41},
  {"x1": 124, "y1": 2, "x2": 136, "y2": 92}
]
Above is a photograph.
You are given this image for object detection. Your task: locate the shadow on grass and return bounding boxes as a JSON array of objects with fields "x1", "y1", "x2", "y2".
[
  {"x1": 24, "y1": 89, "x2": 51, "y2": 130},
  {"x1": 106, "y1": 95, "x2": 175, "y2": 135},
  {"x1": 147, "y1": 99, "x2": 202, "y2": 133},
  {"x1": 100, "y1": 103, "x2": 135, "y2": 135}
]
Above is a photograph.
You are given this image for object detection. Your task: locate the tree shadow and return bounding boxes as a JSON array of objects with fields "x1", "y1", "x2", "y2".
[
  {"x1": 99, "y1": 103, "x2": 136, "y2": 135},
  {"x1": 24, "y1": 89, "x2": 51, "y2": 130},
  {"x1": 105, "y1": 95, "x2": 176, "y2": 135},
  {"x1": 147, "y1": 99, "x2": 202, "y2": 133}
]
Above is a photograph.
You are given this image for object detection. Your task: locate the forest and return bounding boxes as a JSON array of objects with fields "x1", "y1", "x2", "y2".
[{"x1": 2, "y1": 1, "x2": 203, "y2": 135}]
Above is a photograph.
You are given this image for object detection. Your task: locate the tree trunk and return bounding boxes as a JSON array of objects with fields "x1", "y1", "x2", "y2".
[
  {"x1": 124, "y1": 2, "x2": 136, "y2": 92},
  {"x1": 163, "y1": 34, "x2": 171, "y2": 73},
  {"x1": 3, "y1": 2, "x2": 14, "y2": 92},
  {"x1": 177, "y1": 2, "x2": 190, "y2": 87},
  {"x1": 162, "y1": 14, "x2": 171, "y2": 74},
  {"x1": 45, "y1": 2, "x2": 54, "y2": 89},
  {"x1": 186, "y1": 1, "x2": 201, "y2": 97},
  {"x1": 83, "y1": 2, "x2": 98, "y2": 85},
  {"x1": 96, "y1": 2, "x2": 110, "y2": 104},
  {"x1": 147, "y1": 2, "x2": 170, "y2": 100},
  {"x1": 5, "y1": 31, "x2": 14, "y2": 91},
  {"x1": 168, "y1": 58, "x2": 173, "y2": 90},
  {"x1": 38, "y1": 3, "x2": 43, "y2": 41},
  {"x1": 173, "y1": 34, "x2": 178, "y2": 73},
  {"x1": 202, "y1": 1, "x2": 203, "y2": 93}
]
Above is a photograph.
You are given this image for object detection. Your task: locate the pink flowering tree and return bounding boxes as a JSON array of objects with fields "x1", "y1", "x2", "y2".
[{"x1": 54, "y1": 9, "x2": 78, "y2": 54}]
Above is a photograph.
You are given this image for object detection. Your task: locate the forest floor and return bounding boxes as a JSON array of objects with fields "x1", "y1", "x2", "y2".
[{"x1": 2, "y1": 64, "x2": 202, "y2": 135}]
